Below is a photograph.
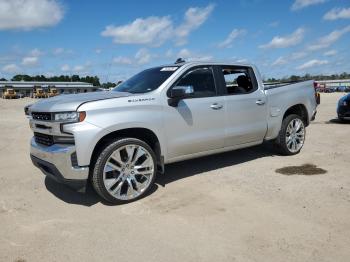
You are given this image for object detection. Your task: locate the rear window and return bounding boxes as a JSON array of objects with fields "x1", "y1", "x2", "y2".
[
  {"x1": 220, "y1": 66, "x2": 258, "y2": 95},
  {"x1": 114, "y1": 66, "x2": 178, "y2": 94}
]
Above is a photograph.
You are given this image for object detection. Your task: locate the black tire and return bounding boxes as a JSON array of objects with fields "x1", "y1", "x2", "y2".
[
  {"x1": 274, "y1": 114, "x2": 306, "y2": 156},
  {"x1": 91, "y1": 138, "x2": 157, "y2": 204},
  {"x1": 338, "y1": 115, "x2": 345, "y2": 122}
]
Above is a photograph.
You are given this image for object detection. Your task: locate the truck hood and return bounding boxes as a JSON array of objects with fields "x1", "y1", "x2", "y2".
[{"x1": 30, "y1": 91, "x2": 131, "y2": 112}]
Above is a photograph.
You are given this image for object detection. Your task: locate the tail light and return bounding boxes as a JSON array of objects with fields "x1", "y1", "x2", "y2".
[{"x1": 314, "y1": 81, "x2": 320, "y2": 105}]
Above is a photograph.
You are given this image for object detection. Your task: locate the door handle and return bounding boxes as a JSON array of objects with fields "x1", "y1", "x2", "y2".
[
  {"x1": 210, "y1": 103, "x2": 223, "y2": 110},
  {"x1": 256, "y1": 100, "x2": 265, "y2": 105}
]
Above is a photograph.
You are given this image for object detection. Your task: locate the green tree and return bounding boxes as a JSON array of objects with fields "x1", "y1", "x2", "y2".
[
  {"x1": 101, "y1": 82, "x2": 117, "y2": 89},
  {"x1": 71, "y1": 75, "x2": 80, "y2": 82}
]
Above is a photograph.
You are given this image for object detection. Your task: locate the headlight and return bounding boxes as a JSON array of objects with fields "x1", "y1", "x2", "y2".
[
  {"x1": 24, "y1": 104, "x2": 32, "y2": 116},
  {"x1": 54, "y1": 111, "x2": 86, "y2": 122}
]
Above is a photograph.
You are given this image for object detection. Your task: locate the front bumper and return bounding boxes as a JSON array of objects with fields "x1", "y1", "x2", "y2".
[{"x1": 30, "y1": 137, "x2": 89, "y2": 190}]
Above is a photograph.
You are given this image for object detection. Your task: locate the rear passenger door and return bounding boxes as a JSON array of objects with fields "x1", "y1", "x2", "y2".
[
  {"x1": 218, "y1": 66, "x2": 268, "y2": 146},
  {"x1": 164, "y1": 66, "x2": 226, "y2": 160}
]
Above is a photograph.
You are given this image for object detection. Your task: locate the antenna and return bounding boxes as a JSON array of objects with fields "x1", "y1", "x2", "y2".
[{"x1": 175, "y1": 58, "x2": 186, "y2": 64}]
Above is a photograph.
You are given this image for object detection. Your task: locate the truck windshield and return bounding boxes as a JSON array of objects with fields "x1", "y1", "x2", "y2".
[{"x1": 113, "y1": 66, "x2": 178, "y2": 94}]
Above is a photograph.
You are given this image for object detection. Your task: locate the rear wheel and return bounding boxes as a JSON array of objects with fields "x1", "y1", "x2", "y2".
[
  {"x1": 275, "y1": 114, "x2": 306, "y2": 155},
  {"x1": 92, "y1": 138, "x2": 157, "y2": 204}
]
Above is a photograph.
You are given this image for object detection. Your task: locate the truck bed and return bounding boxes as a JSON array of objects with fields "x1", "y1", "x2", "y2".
[{"x1": 263, "y1": 80, "x2": 317, "y2": 140}]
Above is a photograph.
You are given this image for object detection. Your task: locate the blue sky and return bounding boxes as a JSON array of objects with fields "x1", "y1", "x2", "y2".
[{"x1": 0, "y1": 0, "x2": 350, "y2": 82}]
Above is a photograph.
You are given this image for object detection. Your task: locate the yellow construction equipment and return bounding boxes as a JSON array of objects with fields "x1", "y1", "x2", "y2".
[
  {"x1": 33, "y1": 87, "x2": 47, "y2": 98},
  {"x1": 47, "y1": 87, "x2": 58, "y2": 97},
  {"x1": 2, "y1": 88, "x2": 17, "y2": 99}
]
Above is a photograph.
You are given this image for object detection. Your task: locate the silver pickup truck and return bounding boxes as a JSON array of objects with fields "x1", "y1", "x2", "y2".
[{"x1": 27, "y1": 61, "x2": 318, "y2": 204}]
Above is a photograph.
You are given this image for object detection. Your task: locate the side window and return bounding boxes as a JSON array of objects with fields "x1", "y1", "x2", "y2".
[
  {"x1": 221, "y1": 66, "x2": 257, "y2": 95},
  {"x1": 176, "y1": 67, "x2": 217, "y2": 98}
]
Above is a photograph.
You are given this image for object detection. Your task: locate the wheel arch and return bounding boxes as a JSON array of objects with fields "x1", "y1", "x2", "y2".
[
  {"x1": 283, "y1": 104, "x2": 309, "y2": 126},
  {"x1": 90, "y1": 127, "x2": 164, "y2": 174}
]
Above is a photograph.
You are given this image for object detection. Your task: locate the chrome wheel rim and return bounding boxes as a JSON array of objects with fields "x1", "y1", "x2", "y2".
[
  {"x1": 286, "y1": 118, "x2": 305, "y2": 153},
  {"x1": 103, "y1": 144, "x2": 154, "y2": 201}
]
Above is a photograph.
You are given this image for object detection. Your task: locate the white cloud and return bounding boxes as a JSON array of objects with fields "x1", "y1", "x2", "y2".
[
  {"x1": 268, "y1": 21, "x2": 280, "y2": 27},
  {"x1": 113, "y1": 56, "x2": 133, "y2": 65},
  {"x1": 111, "y1": 49, "x2": 154, "y2": 66},
  {"x1": 165, "y1": 49, "x2": 174, "y2": 58},
  {"x1": 53, "y1": 48, "x2": 73, "y2": 56},
  {"x1": 102, "y1": 16, "x2": 172, "y2": 46},
  {"x1": 95, "y1": 49, "x2": 102, "y2": 54},
  {"x1": 73, "y1": 65, "x2": 85, "y2": 72},
  {"x1": 61, "y1": 63, "x2": 90, "y2": 73},
  {"x1": 30, "y1": 48, "x2": 44, "y2": 57},
  {"x1": 307, "y1": 25, "x2": 350, "y2": 50},
  {"x1": 2, "y1": 63, "x2": 20, "y2": 73},
  {"x1": 53, "y1": 48, "x2": 64, "y2": 55},
  {"x1": 323, "y1": 50, "x2": 337, "y2": 56},
  {"x1": 218, "y1": 29, "x2": 246, "y2": 48},
  {"x1": 192, "y1": 55, "x2": 213, "y2": 62},
  {"x1": 291, "y1": 0, "x2": 326, "y2": 11},
  {"x1": 271, "y1": 51, "x2": 308, "y2": 66},
  {"x1": 135, "y1": 48, "x2": 151, "y2": 65},
  {"x1": 61, "y1": 64, "x2": 70, "y2": 72},
  {"x1": 272, "y1": 56, "x2": 288, "y2": 66},
  {"x1": 21, "y1": 56, "x2": 39, "y2": 66},
  {"x1": 176, "y1": 48, "x2": 212, "y2": 62},
  {"x1": 259, "y1": 28, "x2": 305, "y2": 49},
  {"x1": 290, "y1": 51, "x2": 307, "y2": 60},
  {"x1": 235, "y1": 58, "x2": 248, "y2": 63},
  {"x1": 101, "y1": 4, "x2": 214, "y2": 46},
  {"x1": 296, "y1": 59, "x2": 328, "y2": 70},
  {"x1": 174, "y1": 4, "x2": 215, "y2": 45},
  {"x1": 177, "y1": 48, "x2": 192, "y2": 58},
  {"x1": 0, "y1": 0, "x2": 64, "y2": 30},
  {"x1": 323, "y1": 7, "x2": 350, "y2": 20}
]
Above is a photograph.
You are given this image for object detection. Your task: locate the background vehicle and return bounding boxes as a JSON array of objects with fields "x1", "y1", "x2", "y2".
[
  {"x1": 337, "y1": 93, "x2": 350, "y2": 121},
  {"x1": 33, "y1": 87, "x2": 47, "y2": 98},
  {"x1": 27, "y1": 61, "x2": 318, "y2": 204},
  {"x1": 47, "y1": 87, "x2": 58, "y2": 97},
  {"x1": 2, "y1": 88, "x2": 17, "y2": 99}
]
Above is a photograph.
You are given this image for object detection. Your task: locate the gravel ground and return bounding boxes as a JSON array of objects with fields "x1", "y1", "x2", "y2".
[{"x1": 0, "y1": 93, "x2": 349, "y2": 262}]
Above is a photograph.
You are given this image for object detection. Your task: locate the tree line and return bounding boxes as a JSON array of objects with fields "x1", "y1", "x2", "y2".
[
  {"x1": 264, "y1": 72, "x2": 350, "y2": 83},
  {"x1": 0, "y1": 74, "x2": 101, "y2": 86}
]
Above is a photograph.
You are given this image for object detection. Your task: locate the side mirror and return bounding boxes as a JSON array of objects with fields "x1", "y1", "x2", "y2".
[{"x1": 168, "y1": 85, "x2": 194, "y2": 107}]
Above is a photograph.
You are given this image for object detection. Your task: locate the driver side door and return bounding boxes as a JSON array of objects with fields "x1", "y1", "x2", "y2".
[{"x1": 163, "y1": 66, "x2": 226, "y2": 161}]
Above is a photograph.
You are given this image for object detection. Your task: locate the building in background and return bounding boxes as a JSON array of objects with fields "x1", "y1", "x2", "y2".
[{"x1": 0, "y1": 81, "x2": 99, "y2": 97}]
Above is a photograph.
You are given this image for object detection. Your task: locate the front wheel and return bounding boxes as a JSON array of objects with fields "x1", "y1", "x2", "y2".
[
  {"x1": 338, "y1": 114, "x2": 345, "y2": 122},
  {"x1": 275, "y1": 114, "x2": 306, "y2": 155},
  {"x1": 92, "y1": 138, "x2": 157, "y2": 204}
]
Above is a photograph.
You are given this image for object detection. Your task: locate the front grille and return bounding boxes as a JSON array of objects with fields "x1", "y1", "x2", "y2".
[
  {"x1": 32, "y1": 112, "x2": 52, "y2": 121},
  {"x1": 34, "y1": 132, "x2": 54, "y2": 146}
]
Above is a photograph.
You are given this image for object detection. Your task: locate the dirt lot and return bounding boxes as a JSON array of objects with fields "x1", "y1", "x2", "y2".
[{"x1": 0, "y1": 93, "x2": 349, "y2": 262}]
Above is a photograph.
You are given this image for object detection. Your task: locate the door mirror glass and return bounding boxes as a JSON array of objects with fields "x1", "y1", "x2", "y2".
[{"x1": 171, "y1": 85, "x2": 194, "y2": 98}]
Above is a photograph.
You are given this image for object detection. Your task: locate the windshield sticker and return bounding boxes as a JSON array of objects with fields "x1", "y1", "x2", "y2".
[{"x1": 160, "y1": 67, "x2": 178, "y2": 71}]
